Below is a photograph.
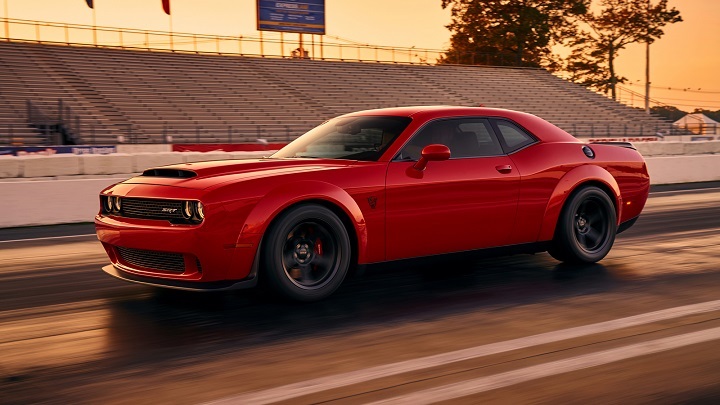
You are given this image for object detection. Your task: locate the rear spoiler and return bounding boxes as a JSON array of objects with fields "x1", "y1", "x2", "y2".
[{"x1": 588, "y1": 141, "x2": 636, "y2": 150}]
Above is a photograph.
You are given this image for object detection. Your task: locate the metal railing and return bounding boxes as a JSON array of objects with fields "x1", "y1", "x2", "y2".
[
  {"x1": 1, "y1": 17, "x2": 448, "y2": 65},
  {"x1": 1, "y1": 116, "x2": 710, "y2": 146},
  {"x1": 566, "y1": 122, "x2": 692, "y2": 139},
  {"x1": 0, "y1": 18, "x2": 553, "y2": 68}
]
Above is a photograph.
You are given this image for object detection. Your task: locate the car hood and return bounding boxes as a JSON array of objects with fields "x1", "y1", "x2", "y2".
[{"x1": 122, "y1": 158, "x2": 353, "y2": 190}]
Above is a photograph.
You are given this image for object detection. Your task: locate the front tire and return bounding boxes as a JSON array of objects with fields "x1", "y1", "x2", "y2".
[
  {"x1": 549, "y1": 186, "x2": 617, "y2": 263},
  {"x1": 262, "y1": 204, "x2": 351, "y2": 301}
]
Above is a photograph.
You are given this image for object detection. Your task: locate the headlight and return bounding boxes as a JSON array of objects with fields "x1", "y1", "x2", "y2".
[
  {"x1": 196, "y1": 202, "x2": 204, "y2": 220},
  {"x1": 113, "y1": 196, "x2": 122, "y2": 212},
  {"x1": 183, "y1": 201, "x2": 193, "y2": 219},
  {"x1": 103, "y1": 196, "x2": 113, "y2": 212},
  {"x1": 197, "y1": 201, "x2": 205, "y2": 219}
]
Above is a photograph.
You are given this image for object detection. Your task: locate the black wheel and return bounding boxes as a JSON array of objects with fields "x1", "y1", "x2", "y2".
[
  {"x1": 548, "y1": 186, "x2": 617, "y2": 263},
  {"x1": 262, "y1": 204, "x2": 351, "y2": 301}
]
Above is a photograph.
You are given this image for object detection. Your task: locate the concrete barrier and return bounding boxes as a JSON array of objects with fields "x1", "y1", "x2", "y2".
[
  {"x1": 81, "y1": 153, "x2": 134, "y2": 175},
  {"x1": 633, "y1": 140, "x2": 720, "y2": 157},
  {"x1": 20, "y1": 155, "x2": 82, "y2": 178},
  {"x1": 682, "y1": 141, "x2": 720, "y2": 156},
  {"x1": 1, "y1": 151, "x2": 719, "y2": 228},
  {"x1": 0, "y1": 151, "x2": 273, "y2": 179},
  {"x1": 634, "y1": 142, "x2": 683, "y2": 156},
  {"x1": 117, "y1": 144, "x2": 173, "y2": 153},
  {"x1": 645, "y1": 155, "x2": 720, "y2": 185},
  {"x1": 0, "y1": 157, "x2": 20, "y2": 178},
  {"x1": 0, "y1": 177, "x2": 124, "y2": 228},
  {"x1": 3, "y1": 141, "x2": 720, "y2": 180}
]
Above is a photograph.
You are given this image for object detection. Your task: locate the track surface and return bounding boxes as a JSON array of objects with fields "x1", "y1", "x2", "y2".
[{"x1": 2, "y1": 187, "x2": 720, "y2": 404}]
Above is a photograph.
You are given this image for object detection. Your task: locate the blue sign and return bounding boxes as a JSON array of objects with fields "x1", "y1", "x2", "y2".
[
  {"x1": 257, "y1": 0, "x2": 326, "y2": 35},
  {"x1": 0, "y1": 145, "x2": 117, "y2": 156}
]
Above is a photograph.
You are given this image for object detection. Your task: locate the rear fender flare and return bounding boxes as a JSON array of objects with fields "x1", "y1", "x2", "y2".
[
  {"x1": 240, "y1": 180, "x2": 369, "y2": 263},
  {"x1": 538, "y1": 165, "x2": 622, "y2": 242}
]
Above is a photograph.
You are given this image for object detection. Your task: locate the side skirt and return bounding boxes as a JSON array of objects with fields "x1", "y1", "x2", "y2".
[{"x1": 355, "y1": 241, "x2": 552, "y2": 276}]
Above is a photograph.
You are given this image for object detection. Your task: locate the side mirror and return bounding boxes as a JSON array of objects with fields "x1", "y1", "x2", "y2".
[{"x1": 413, "y1": 144, "x2": 451, "y2": 171}]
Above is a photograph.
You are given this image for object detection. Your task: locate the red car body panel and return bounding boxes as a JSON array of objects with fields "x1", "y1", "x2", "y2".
[
  {"x1": 385, "y1": 156, "x2": 520, "y2": 260},
  {"x1": 96, "y1": 106, "x2": 650, "y2": 289}
]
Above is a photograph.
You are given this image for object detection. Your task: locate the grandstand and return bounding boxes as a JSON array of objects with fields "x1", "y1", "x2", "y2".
[{"x1": 0, "y1": 41, "x2": 676, "y2": 146}]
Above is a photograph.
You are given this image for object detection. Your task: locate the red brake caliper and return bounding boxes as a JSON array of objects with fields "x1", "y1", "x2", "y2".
[{"x1": 314, "y1": 237, "x2": 323, "y2": 256}]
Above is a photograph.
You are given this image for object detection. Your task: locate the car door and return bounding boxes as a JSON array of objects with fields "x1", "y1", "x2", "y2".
[{"x1": 385, "y1": 117, "x2": 520, "y2": 261}]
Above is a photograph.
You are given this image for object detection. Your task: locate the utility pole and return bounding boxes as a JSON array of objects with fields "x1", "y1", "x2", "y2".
[
  {"x1": 4, "y1": 0, "x2": 9, "y2": 40},
  {"x1": 645, "y1": 0, "x2": 651, "y2": 114}
]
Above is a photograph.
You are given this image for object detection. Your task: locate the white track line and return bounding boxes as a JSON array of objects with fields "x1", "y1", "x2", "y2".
[
  {"x1": 206, "y1": 299, "x2": 720, "y2": 405},
  {"x1": 370, "y1": 326, "x2": 720, "y2": 404},
  {"x1": 649, "y1": 186, "x2": 720, "y2": 195},
  {"x1": 0, "y1": 234, "x2": 96, "y2": 244}
]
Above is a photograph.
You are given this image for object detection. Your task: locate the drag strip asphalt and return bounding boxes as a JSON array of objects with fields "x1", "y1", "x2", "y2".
[{"x1": 1, "y1": 186, "x2": 720, "y2": 404}]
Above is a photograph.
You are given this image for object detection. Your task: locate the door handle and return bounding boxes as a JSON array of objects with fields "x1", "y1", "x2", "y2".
[{"x1": 495, "y1": 165, "x2": 512, "y2": 174}]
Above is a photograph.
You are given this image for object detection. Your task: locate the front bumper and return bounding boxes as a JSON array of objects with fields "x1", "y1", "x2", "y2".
[
  {"x1": 96, "y1": 213, "x2": 262, "y2": 285},
  {"x1": 102, "y1": 264, "x2": 257, "y2": 291}
]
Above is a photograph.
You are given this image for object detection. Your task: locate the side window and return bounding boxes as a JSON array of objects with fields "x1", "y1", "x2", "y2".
[
  {"x1": 457, "y1": 121, "x2": 503, "y2": 157},
  {"x1": 492, "y1": 120, "x2": 536, "y2": 153},
  {"x1": 398, "y1": 118, "x2": 503, "y2": 160}
]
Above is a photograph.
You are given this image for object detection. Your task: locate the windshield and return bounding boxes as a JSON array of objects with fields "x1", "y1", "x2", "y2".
[{"x1": 271, "y1": 116, "x2": 412, "y2": 161}]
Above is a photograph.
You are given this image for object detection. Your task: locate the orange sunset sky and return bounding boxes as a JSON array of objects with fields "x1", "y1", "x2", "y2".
[{"x1": 4, "y1": 0, "x2": 720, "y2": 111}]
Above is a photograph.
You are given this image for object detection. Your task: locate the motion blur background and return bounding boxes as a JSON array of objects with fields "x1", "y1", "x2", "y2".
[
  {"x1": 4, "y1": 0, "x2": 719, "y2": 110},
  {"x1": 2, "y1": 1, "x2": 720, "y2": 404}
]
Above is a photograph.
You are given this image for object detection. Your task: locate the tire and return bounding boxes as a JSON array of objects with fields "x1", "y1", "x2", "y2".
[
  {"x1": 262, "y1": 204, "x2": 351, "y2": 301},
  {"x1": 548, "y1": 186, "x2": 617, "y2": 264}
]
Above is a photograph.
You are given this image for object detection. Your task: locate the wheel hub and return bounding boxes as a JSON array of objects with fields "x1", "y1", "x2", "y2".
[
  {"x1": 577, "y1": 216, "x2": 588, "y2": 230},
  {"x1": 281, "y1": 220, "x2": 340, "y2": 290},
  {"x1": 293, "y1": 241, "x2": 314, "y2": 264}
]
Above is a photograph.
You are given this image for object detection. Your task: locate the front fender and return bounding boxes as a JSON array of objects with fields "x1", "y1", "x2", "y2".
[
  {"x1": 239, "y1": 180, "x2": 369, "y2": 263},
  {"x1": 538, "y1": 165, "x2": 622, "y2": 242}
]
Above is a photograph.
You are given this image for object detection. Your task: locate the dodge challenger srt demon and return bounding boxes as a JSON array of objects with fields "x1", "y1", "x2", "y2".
[{"x1": 96, "y1": 106, "x2": 650, "y2": 301}]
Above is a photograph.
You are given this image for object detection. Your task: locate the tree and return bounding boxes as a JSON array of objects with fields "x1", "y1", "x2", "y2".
[
  {"x1": 693, "y1": 109, "x2": 720, "y2": 123},
  {"x1": 565, "y1": 0, "x2": 682, "y2": 100},
  {"x1": 440, "y1": 0, "x2": 589, "y2": 68},
  {"x1": 650, "y1": 105, "x2": 687, "y2": 121}
]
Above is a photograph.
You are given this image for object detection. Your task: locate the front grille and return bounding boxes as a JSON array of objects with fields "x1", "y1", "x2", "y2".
[
  {"x1": 116, "y1": 246, "x2": 185, "y2": 273},
  {"x1": 121, "y1": 198, "x2": 185, "y2": 220}
]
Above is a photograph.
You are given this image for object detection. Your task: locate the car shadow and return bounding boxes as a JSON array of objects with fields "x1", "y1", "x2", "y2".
[{"x1": 98, "y1": 252, "x2": 622, "y2": 364}]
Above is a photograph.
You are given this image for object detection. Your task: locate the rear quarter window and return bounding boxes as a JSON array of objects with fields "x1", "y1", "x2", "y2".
[{"x1": 492, "y1": 119, "x2": 536, "y2": 153}]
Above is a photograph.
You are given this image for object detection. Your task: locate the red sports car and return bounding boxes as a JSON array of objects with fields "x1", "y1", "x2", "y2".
[{"x1": 96, "y1": 106, "x2": 649, "y2": 301}]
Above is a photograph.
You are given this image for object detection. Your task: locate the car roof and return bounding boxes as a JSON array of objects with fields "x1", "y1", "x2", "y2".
[
  {"x1": 341, "y1": 105, "x2": 512, "y2": 118},
  {"x1": 341, "y1": 106, "x2": 578, "y2": 144}
]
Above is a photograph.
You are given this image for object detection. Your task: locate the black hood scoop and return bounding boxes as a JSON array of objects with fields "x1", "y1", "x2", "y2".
[{"x1": 142, "y1": 168, "x2": 197, "y2": 178}]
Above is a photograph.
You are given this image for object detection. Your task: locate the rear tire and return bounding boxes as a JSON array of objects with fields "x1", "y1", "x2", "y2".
[
  {"x1": 262, "y1": 204, "x2": 351, "y2": 302},
  {"x1": 548, "y1": 186, "x2": 617, "y2": 264}
]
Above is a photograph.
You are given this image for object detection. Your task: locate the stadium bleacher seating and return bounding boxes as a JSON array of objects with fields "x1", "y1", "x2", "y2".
[{"x1": 0, "y1": 41, "x2": 676, "y2": 145}]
